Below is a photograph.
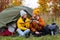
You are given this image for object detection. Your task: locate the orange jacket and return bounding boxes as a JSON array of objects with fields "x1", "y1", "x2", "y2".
[
  {"x1": 38, "y1": 17, "x2": 45, "y2": 27},
  {"x1": 30, "y1": 17, "x2": 45, "y2": 32}
]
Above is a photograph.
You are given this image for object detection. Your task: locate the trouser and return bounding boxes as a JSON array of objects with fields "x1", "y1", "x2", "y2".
[
  {"x1": 17, "y1": 29, "x2": 30, "y2": 36},
  {"x1": 31, "y1": 29, "x2": 46, "y2": 37}
]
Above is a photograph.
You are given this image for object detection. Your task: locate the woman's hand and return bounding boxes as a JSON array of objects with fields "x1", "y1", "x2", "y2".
[
  {"x1": 35, "y1": 31, "x2": 40, "y2": 34},
  {"x1": 33, "y1": 20, "x2": 39, "y2": 23}
]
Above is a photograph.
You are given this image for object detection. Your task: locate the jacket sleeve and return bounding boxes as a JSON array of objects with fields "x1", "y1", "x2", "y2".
[
  {"x1": 17, "y1": 18, "x2": 27, "y2": 30},
  {"x1": 31, "y1": 27, "x2": 37, "y2": 32},
  {"x1": 39, "y1": 18, "x2": 45, "y2": 26},
  {"x1": 30, "y1": 22, "x2": 37, "y2": 32},
  {"x1": 18, "y1": 24, "x2": 27, "y2": 30}
]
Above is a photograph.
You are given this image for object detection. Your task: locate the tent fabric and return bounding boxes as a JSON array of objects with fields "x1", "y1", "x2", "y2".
[{"x1": 0, "y1": 6, "x2": 33, "y2": 28}]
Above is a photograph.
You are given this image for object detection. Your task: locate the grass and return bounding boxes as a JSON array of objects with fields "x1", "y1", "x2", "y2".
[{"x1": 0, "y1": 34, "x2": 60, "y2": 40}]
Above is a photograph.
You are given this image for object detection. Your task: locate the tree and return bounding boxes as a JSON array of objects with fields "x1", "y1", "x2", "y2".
[
  {"x1": 38, "y1": 0, "x2": 48, "y2": 14},
  {"x1": 0, "y1": 0, "x2": 23, "y2": 12},
  {"x1": 52, "y1": 0, "x2": 60, "y2": 16},
  {"x1": 12, "y1": 0, "x2": 22, "y2": 6}
]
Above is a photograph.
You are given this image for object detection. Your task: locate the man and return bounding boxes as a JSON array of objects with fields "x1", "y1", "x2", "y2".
[
  {"x1": 30, "y1": 15, "x2": 45, "y2": 37},
  {"x1": 17, "y1": 10, "x2": 30, "y2": 37}
]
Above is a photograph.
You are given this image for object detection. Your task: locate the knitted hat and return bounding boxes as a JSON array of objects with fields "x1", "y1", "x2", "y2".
[{"x1": 20, "y1": 10, "x2": 27, "y2": 16}]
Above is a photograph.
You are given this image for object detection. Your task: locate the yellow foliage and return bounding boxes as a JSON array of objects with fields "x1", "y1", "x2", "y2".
[
  {"x1": 39, "y1": 6, "x2": 43, "y2": 12},
  {"x1": 13, "y1": 0, "x2": 22, "y2": 6},
  {"x1": 38, "y1": 0, "x2": 48, "y2": 13},
  {"x1": 38, "y1": 0, "x2": 45, "y2": 5},
  {"x1": 43, "y1": 4, "x2": 48, "y2": 9},
  {"x1": 3, "y1": 4, "x2": 9, "y2": 9}
]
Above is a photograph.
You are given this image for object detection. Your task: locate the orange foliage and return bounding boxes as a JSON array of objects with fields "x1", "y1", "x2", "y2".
[{"x1": 38, "y1": 0, "x2": 48, "y2": 13}]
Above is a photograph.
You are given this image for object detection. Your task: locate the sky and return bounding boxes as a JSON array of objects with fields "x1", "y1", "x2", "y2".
[{"x1": 22, "y1": 0, "x2": 39, "y2": 9}]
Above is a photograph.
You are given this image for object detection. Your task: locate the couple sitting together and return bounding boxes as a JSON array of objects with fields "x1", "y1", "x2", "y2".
[{"x1": 17, "y1": 10, "x2": 45, "y2": 37}]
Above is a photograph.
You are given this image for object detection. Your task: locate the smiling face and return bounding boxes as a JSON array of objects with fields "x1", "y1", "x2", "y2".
[
  {"x1": 31, "y1": 14, "x2": 36, "y2": 19},
  {"x1": 36, "y1": 16, "x2": 40, "y2": 20},
  {"x1": 23, "y1": 14, "x2": 27, "y2": 18}
]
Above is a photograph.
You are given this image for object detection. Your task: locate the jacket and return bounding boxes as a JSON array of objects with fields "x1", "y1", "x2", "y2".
[
  {"x1": 17, "y1": 17, "x2": 30, "y2": 30},
  {"x1": 30, "y1": 17, "x2": 45, "y2": 32}
]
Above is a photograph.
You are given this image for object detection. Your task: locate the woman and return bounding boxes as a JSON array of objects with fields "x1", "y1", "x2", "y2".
[
  {"x1": 17, "y1": 10, "x2": 30, "y2": 37},
  {"x1": 30, "y1": 15, "x2": 45, "y2": 37}
]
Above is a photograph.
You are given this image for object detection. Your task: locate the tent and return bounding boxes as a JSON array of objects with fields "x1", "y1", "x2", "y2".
[{"x1": 0, "y1": 6, "x2": 33, "y2": 28}]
